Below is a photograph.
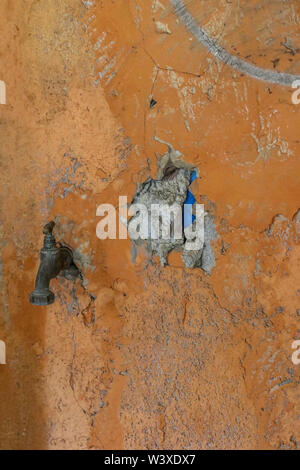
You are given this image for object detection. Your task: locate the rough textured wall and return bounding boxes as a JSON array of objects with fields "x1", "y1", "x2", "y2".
[{"x1": 0, "y1": 0, "x2": 299, "y2": 450}]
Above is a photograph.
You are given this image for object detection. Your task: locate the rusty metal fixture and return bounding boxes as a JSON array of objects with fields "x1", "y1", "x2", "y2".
[{"x1": 30, "y1": 221, "x2": 79, "y2": 306}]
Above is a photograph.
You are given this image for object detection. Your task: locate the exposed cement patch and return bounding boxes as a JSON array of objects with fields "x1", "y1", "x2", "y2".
[
  {"x1": 182, "y1": 213, "x2": 217, "y2": 272},
  {"x1": 128, "y1": 139, "x2": 217, "y2": 273}
]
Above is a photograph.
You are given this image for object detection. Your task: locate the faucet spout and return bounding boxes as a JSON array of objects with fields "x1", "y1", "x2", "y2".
[{"x1": 30, "y1": 221, "x2": 79, "y2": 306}]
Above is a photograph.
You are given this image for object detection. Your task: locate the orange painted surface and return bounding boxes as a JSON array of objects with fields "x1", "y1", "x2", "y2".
[{"x1": 0, "y1": 0, "x2": 299, "y2": 449}]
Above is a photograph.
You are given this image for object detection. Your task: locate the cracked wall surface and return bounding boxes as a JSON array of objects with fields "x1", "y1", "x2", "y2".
[{"x1": 0, "y1": 0, "x2": 299, "y2": 450}]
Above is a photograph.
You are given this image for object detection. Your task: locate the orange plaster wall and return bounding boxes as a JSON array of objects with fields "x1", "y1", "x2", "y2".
[{"x1": 0, "y1": 0, "x2": 299, "y2": 449}]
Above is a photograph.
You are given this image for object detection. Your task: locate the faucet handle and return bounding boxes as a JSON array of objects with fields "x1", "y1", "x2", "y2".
[
  {"x1": 43, "y1": 221, "x2": 55, "y2": 235},
  {"x1": 43, "y1": 221, "x2": 57, "y2": 249}
]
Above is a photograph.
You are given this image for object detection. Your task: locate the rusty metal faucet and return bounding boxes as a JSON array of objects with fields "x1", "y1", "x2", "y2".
[{"x1": 30, "y1": 221, "x2": 79, "y2": 306}]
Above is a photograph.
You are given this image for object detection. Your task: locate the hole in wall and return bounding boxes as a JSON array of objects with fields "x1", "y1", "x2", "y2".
[{"x1": 128, "y1": 138, "x2": 218, "y2": 273}]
